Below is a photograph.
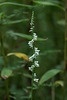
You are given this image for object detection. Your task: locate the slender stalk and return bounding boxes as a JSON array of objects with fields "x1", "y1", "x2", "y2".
[
  {"x1": 6, "y1": 79, "x2": 10, "y2": 100},
  {"x1": 0, "y1": 32, "x2": 10, "y2": 100},
  {"x1": 31, "y1": 69, "x2": 34, "y2": 100},
  {"x1": 29, "y1": 11, "x2": 39, "y2": 100},
  {"x1": 63, "y1": 1, "x2": 67, "y2": 100},
  {"x1": 30, "y1": 11, "x2": 34, "y2": 100},
  {"x1": 0, "y1": 32, "x2": 6, "y2": 67},
  {"x1": 51, "y1": 78, "x2": 55, "y2": 100}
]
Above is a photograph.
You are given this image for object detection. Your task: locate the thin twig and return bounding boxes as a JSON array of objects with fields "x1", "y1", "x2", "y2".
[{"x1": 51, "y1": 78, "x2": 55, "y2": 100}]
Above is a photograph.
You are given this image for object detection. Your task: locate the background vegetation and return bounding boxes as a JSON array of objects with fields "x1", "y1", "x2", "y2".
[{"x1": 0, "y1": 0, "x2": 67, "y2": 100}]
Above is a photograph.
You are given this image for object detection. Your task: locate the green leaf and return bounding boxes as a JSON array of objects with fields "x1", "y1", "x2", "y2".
[
  {"x1": 0, "y1": 12, "x2": 5, "y2": 20},
  {"x1": 33, "y1": 1, "x2": 65, "y2": 11},
  {"x1": 3, "y1": 19, "x2": 29, "y2": 25},
  {"x1": 21, "y1": 96, "x2": 30, "y2": 99},
  {"x1": 7, "y1": 31, "x2": 47, "y2": 41},
  {"x1": 39, "y1": 69, "x2": 61, "y2": 85},
  {"x1": 57, "y1": 20, "x2": 65, "y2": 26},
  {"x1": 0, "y1": 2, "x2": 32, "y2": 8},
  {"x1": 54, "y1": 80, "x2": 63, "y2": 87},
  {"x1": 1, "y1": 68, "x2": 12, "y2": 79},
  {"x1": 23, "y1": 73, "x2": 32, "y2": 78}
]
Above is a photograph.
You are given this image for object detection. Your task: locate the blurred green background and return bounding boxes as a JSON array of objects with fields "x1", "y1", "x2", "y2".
[{"x1": 0, "y1": 0, "x2": 66, "y2": 100}]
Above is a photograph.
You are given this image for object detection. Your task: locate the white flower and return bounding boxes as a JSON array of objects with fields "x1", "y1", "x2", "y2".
[
  {"x1": 34, "y1": 61, "x2": 39, "y2": 67},
  {"x1": 33, "y1": 33, "x2": 37, "y2": 41},
  {"x1": 29, "y1": 48, "x2": 40, "y2": 61},
  {"x1": 29, "y1": 67, "x2": 33, "y2": 71},
  {"x1": 28, "y1": 39, "x2": 34, "y2": 48},
  {"x1": 30, "y1": 15, "x2": 34, "y2": 26},
  {"x1": 34, "y1": 73, "x2": 36, "y2": 77},
  {"x1": 30, "y1": 22, "x2": 33, "y2": 26},
  {"x1": 29, "y1": 27, "x2": 33, "y2": 32},
  {"x1": 28, "y1": 11, "x2": 40, "y2": 82},
  {"x1": 29, "y1": 67, "x2": 32, "y2": 71},
  {"x1": 29, "y1": 54, "x2": 36, "y2": 61},
  {"x1": 30, "y1": 11, "x2": 34, "y2": 28},
  {"x1": 34, "y1": 78, "x2": 39, "y2": 82},
  {"x1": 30, "y1": 18, "x2": 34, "y2": 26},
  {"x1": 35, "y1": 47, "x2": 40, "y2": 56},
  {"x1": 29, "y1": 65, "x2": 35, "y2": 72}
]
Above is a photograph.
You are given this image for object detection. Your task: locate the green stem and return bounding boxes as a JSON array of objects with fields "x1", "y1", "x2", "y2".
[
  {"x1": 6, "y1": 79, "x2": 10, "y2": 100},
  {"x1": 30, "y1": 11, "x2": 35, "y2": 100},
  {"x1": 31, "y1": 69, "x2": 34, "y2": 100},
  {"x1": 51, "y1": 78, "x2": 55, "y2": 100},
  {"x1": 0, "y1": 32, "x2": 6, "y2": 67},
  {"x1": 0, "y1": 32, "x2": 10, "y2": 100},
  {"x1": 63, "y1": 1, "x2": 67, "y2": 100}
]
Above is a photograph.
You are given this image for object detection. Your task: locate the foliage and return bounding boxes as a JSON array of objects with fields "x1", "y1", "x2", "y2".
[{"x1": 0, "y1": 0, "x2": 66, "y2": 100}]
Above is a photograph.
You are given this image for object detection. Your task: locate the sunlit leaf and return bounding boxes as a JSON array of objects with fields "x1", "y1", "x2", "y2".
[
  {"x1": 39, "y1": 69, "x2": 61, "y2": 85},
  {"x1": 7, "y1": 53, "x2": 29, "y2": 61},
  {"x1": 54, "y1": 80, "x2": 63, "y2": 87},
  {"x1": 1, "y1": 68, "x2": 12, "y2": 79}
]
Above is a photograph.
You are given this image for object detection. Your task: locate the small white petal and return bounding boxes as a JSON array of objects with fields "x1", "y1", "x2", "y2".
[
  {"x1": 34, "y1": 61, "x2": 39, "y2": 67},
  {"x1": 34, "y1": 78, "x2": 39, "y2": 82},
  {"x1": 29, "y1": 65, "x2": 35, "y2": 72},
  {"x1": 33, "y1": 33, "x2": 37, "y2": 41},
  {"x1": 28, "y1": 39, "x2": 34, "y2": 48},
  {"x1": 31, "y1": 65, "x2": 35, "y2": 68},
  {"x1": 35, "y1": 47, "x2": 40, "y2": 56},
  {"x1": 34, "y1": 73, "x2": 36, "y2": 77},
  {"x1": 29, "y1": 67, "x2": 33, "y2": 71},
  {"x1": 29, "y1": 54, "x2": 36, "y2": 61}
]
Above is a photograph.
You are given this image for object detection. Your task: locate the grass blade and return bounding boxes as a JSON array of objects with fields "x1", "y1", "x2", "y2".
[
  {"x1": 33, "y1": 1, "x2": 65, "y2": 11},
  {"x1": 3, "y1": 19, "x2": 29, "y2": 25},
  {"x1": 7, "y1": 31, "x2": 48, "y2": 41},
  {"x1": 0, "y1": 2, "x2": 32, "y2": 8}
]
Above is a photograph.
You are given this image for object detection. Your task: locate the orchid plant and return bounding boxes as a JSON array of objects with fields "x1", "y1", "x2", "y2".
[{"x1": 28, "y1": 11, "x2": 40, "y2": 100}]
